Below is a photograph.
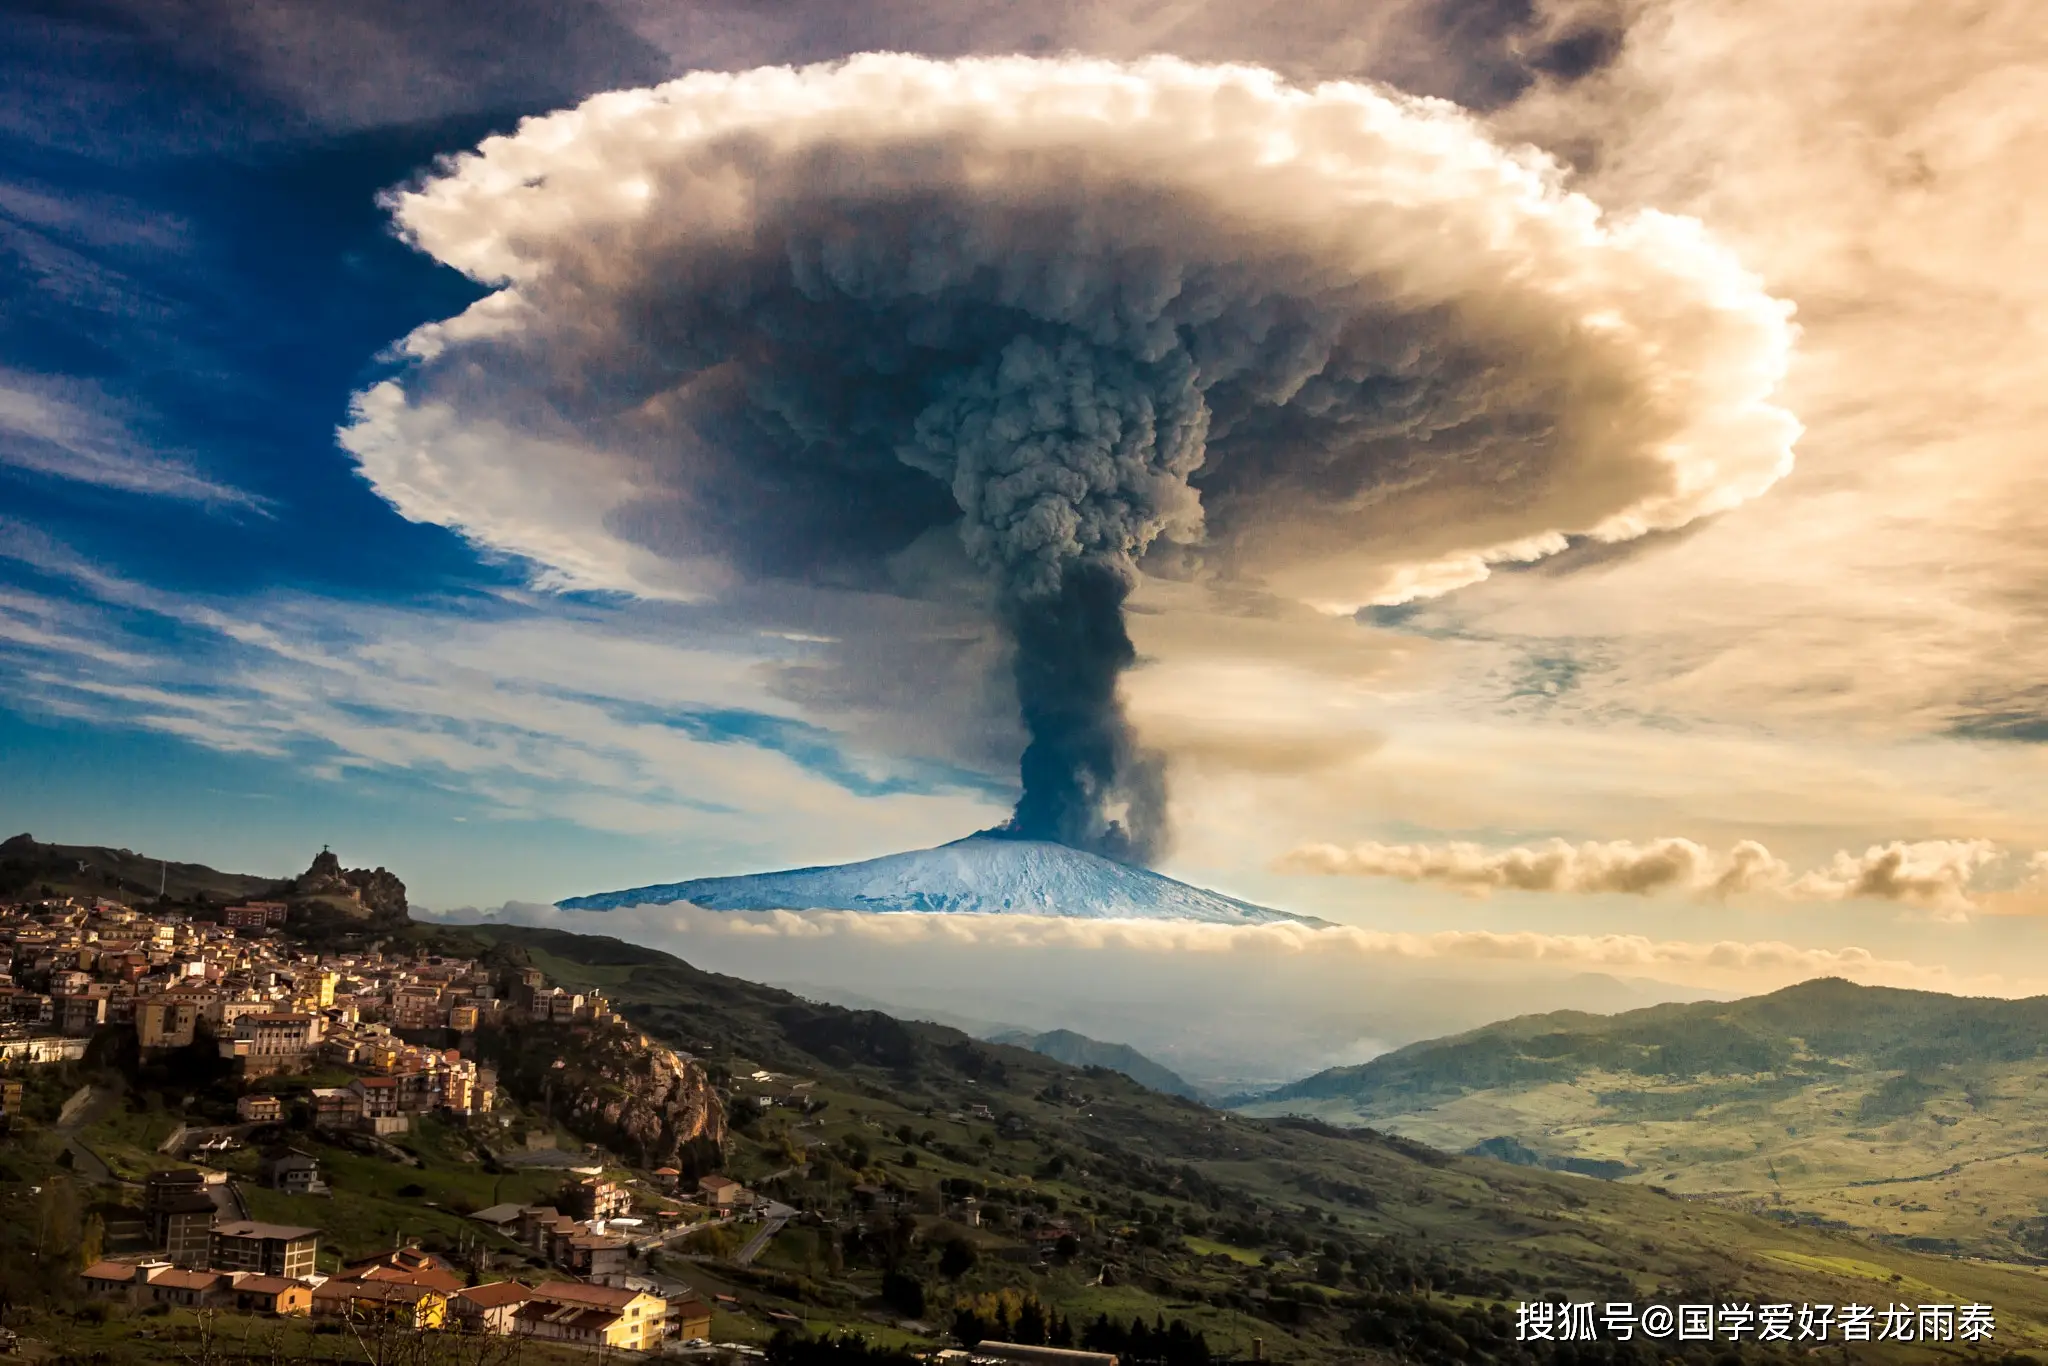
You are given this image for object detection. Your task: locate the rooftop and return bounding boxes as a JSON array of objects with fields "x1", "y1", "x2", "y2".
[
  {"x1": 150, "y1": 1269, "x2": 227, "y2": 1291},
  {"x1": 518, "y1": 1303, "x2": 621, "y2": 1330},
  {"x1": 531, "y1": 1281, "x2": 645, "y2": 1310},
  {"x1": 82, "y1": 1260, "x2": 138, "y2": 1281},
  {"x1": 232, "y1": 1276, "x2": 305, "y2": 1294},
  {"x1": 457, "y1": 1282, "x2": 535, "y2": 1309},
  {"x1": 315, "y1": 1280, "x2": 442, "y2": 1304},
  {"x1": 469, "y1": 1203, "x2": 527, "y2": 1224},
  {"x1": 213, "y1": 1220, "x2": 320, "y2": 1242}
]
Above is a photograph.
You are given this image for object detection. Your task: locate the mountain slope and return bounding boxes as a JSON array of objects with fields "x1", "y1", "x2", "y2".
[
  {"x1": 558, "y1": 832, "x2": 1327, "y2": 926},
  {"x1": 0, "y1": 831, "x2": 281, "y2": 904},
  {"x1": 435, "y1": 923, "x2": 2048, "y2": 1359},
  {"x1": 986, "y1": 1027, "x2": 1206, "y2": 1100},
  {"x1": 1238, "y1": 977, "x2": 2048, "y2": 1260},
  {"x1": 1258, "y1": 978, "x2": 2048, "y2": 1106}
]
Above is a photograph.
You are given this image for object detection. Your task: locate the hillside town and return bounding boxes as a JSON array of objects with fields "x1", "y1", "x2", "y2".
[
  {"x1": 0, "y1": 880, "x2": 636, "y2": 1129},
  {"x1": 0, "y1": 881, "x2": 734, "y2": 1352},
  {"x1": 0, "y1": 858, "x2": 1188, "y2": 1366},
  {"x1": 80, "y1": 1238, "x2": 703, "y2": 1351}
]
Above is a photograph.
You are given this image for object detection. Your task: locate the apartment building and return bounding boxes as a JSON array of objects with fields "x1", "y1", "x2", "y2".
[{"x1": 208, "y1": 1221, "x2": 319, "y2": 1280}]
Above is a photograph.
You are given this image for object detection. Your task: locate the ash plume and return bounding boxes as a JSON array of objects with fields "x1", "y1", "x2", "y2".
[
  {"x1": 343, "y1": 54, "x2": 1799, "y2": 863},
  {"x1": 906, "y1": 334, "x2": 1206, "y2": 857}
]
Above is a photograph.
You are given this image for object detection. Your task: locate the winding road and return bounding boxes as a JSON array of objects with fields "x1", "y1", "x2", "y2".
[{"x1": 732, "y1": 1202, "x2": 796, "y2": 1267}]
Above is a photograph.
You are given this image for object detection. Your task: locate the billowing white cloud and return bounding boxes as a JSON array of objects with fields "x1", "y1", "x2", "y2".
[
  {"x1": 336, "y1": 51, "x2": 1808, "y2": 862},
  {"x1": 345, "y1": 53, "x2": 1797, "y2": 615},
  {"x1": 1276, "y1": 834, "x2": 2007, "y2": 916}
]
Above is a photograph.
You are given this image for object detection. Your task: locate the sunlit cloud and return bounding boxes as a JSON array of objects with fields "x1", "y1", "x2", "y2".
[
  {"x1": 1276, "y1": 835, "x2": 2008, "y2": 917},
  {"x1": 444, "y1": 898, "x2": 2040, "y2": 999}
]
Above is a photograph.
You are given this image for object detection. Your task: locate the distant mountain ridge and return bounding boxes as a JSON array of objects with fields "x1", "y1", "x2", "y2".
[
  {"x1": 1255, "y1": 977, "x2": 2048, "y2": 1109},
  {"x1": 558, "y1": 832, "x2": 1329, "y2": 926},
  {"x1": 1235, "y1": 976, "x2": 2048, "y2": 1261},
  {"x1": 0, "y1": 832, "x2": 280, "y2": 904},
  {"x1": 984, "y1": 1026, "x2": 1206, "y2": 1100},
  {"x1": 0, "y1": 834, "x2": 409, "y2": 938}
]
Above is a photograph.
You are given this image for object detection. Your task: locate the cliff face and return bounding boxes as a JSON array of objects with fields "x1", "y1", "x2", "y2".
[
  {"x1": 488, "y1": 1019, "x2": 725, "y2": 1167},
  {"x1": 576, "y1": 1023, "x2": 727, "y2": 1165}
]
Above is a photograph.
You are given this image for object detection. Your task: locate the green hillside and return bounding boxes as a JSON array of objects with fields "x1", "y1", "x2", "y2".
[
  {"x1": 1238, "y1": 978, "x2": 2048, "y2": 1260},
  {"x1": 442, "y1": 925, "x2": 2048, "y2": 1362}
]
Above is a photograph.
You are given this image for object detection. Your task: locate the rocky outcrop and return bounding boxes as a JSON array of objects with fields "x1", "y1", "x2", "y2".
[
  {"x1": 294, "y1": 849, "x2": 355, "y2": 900},
  {"x1": 344, "y1": 866, "x2": 408, "y2": 918},
  {"x1": 484, "y1": 1019, "x2": 725, "y2": 1168},
  {"x1": 293, "y1": 850, "x2": 408, "y2": 920}
]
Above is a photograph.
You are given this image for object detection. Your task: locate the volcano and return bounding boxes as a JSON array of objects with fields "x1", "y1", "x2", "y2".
[{"x1": 556, "y1": 833, "x2": 1328, "y2": 927}]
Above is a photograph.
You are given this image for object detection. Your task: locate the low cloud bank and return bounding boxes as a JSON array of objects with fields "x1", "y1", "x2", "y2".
[{"x1": 445, "y1": 897, "x2": 2016, "y2": 997}]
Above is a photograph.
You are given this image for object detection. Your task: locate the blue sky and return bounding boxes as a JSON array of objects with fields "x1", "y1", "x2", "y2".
[
  {"x1": 0, "y1": 1, "x2": 1019, "y2": 903},
  {"x1": 6, "y1": 0, "x2": 2048, "y2": 1010}
]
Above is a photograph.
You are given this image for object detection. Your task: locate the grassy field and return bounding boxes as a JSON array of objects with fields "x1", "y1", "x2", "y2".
[{"x1": 1184, "y1": 1236, "x2": 1264, "y2": 1266}]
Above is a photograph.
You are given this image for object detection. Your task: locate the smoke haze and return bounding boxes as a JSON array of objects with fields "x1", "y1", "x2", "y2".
[{"x1": 432, "y1": 898, "x2": 2039, "y2": 1088}]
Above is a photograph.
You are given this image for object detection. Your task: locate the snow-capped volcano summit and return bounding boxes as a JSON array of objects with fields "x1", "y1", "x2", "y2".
[{"x1": 557, "y1": 833, "x2": 1329, "y2": 927}]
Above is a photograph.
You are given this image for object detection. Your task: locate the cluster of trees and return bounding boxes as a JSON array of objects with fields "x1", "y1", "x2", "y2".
[
  {"x1": 764, "y1": 1331, "x2": 922, "y2": 1366},
  {"x1": 1079, "y1": 1314, "x2": 1214, "y2": 1366},
  {"x1": 950, "y1": 1291, "x2": 1077, "y2": 1349},
  {"x1": 945, "y1": 1294, "x2": 1212, "y2": 1366}
]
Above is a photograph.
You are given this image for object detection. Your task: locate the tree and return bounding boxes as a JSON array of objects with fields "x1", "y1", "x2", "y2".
[
  {"x1": 880, "y1": 1270, "x2": 925, "y2": 1319},
  {"x1": 840, "y1": 1134, "x2": 872, "y2": 1170},
  {"x1": 938, "y1": 1238, "x2": 978, "y2": 1280},
  {"x1": 34, "y1": 1176, "x2": 81, "y2": 1265},
  {"x1": 765, "y1": 1330, "x2": 920, "y2": 1366},
  {"x1": 79, "y1": 1213, "x2": 104, "y2": 1267}
]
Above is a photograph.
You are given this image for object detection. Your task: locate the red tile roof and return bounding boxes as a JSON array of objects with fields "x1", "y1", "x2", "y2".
[
  {"x1": 82, "y1": 1260, "x2": 138, "y2": 1282},
  {"x1": 233, "y1": 1276, "x2": 305, "y2": 1295},
  {"x1": 456, "y1": 1282, "x2": 535, "y2": 1310},
  {"x1": 531, "y1": 1281, "x2": 645, "y2": 1310},
  {"x1": 149, "y1": 1269, "x2": 227, "y2": 1291}
]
